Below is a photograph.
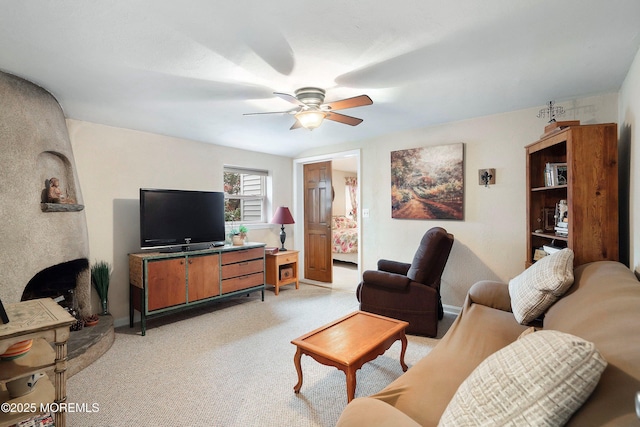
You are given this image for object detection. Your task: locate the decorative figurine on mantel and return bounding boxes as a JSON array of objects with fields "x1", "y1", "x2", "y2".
[{"x1": 47, "y1": 177, "x2": 75, "y2": 204}]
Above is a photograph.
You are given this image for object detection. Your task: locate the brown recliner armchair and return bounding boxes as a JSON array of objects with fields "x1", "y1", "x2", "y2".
[{"x1": 356, "y1": 227, "x2": 454, "y2": 337}]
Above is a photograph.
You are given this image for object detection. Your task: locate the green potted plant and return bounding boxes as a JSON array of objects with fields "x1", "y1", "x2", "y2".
[
  {"x1": 229, "y1": 225, "x2": 248, "y2": 246},
  {"x1": 91, "y1": 261, "x2": 111, "y2": 315}
]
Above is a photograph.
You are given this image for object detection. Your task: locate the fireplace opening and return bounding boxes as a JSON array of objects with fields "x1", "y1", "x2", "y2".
[{"x1": 21, "y1": 258, "x2": 89, "y2": 316}]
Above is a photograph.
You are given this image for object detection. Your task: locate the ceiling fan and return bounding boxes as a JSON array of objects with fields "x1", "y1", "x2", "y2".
[{"x1": 244, "y1": 87, "x2": 373, "y2": 130}]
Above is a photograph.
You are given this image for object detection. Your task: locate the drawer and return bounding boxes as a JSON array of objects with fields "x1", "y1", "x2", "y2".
[
  {"x1": 277, "y1": 252, "x2": 298, "y2": 265},
  {"x1": 221, "y1": 259, "x2": 263, "y2": 280},
  {"x1": 221, "y1": 247, "x2": 264, "y2": 265},
  {"x1": 221, "y1": 272, "x2": 264, "y2": 294}
]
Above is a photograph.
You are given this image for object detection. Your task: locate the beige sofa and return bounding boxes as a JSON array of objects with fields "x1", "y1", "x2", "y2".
[{"x1": 336, "y1": 261, "x2": 640, "y2": 426}]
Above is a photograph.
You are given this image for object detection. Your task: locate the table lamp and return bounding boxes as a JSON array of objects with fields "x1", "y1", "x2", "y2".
[{"x1": 271, "y1": 206, "x2": 295, "y2": 251}]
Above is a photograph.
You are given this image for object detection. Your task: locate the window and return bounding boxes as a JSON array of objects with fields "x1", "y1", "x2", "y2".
[{"x1": 223, "y1": 166, "x2": 267, "y2": 223}]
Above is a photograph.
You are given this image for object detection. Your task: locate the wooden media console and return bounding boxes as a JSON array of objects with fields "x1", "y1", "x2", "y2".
[{"x1": 129, "y1": 243, "x2": 265, "y2": 335}]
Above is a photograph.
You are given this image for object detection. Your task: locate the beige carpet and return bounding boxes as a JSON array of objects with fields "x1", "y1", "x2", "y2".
[
  {"x1": 67, "y1": 284, "x2": 455, "y2": 426},
  {"x1": 331, "y1": 260, "x2": 360, "y2": 292}
]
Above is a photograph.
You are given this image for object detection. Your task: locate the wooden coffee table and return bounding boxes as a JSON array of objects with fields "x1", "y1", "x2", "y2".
[{"x1": 291, "y1": 310, "x2": 409, "y2": 403}]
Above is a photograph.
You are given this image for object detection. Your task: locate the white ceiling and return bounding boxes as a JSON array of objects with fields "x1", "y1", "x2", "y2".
[{"x1": 1, "y1": 1, "x2": 639, "y2": 157}]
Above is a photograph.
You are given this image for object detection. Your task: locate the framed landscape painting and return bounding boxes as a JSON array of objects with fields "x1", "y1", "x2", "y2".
[{"x1": 391, "y1": 143, "x2": 464, "y2": 220}]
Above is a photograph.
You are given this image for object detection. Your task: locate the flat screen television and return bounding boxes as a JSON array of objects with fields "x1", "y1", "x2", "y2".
[{"x1": 139, "y1": 188, "x2": 226, "y2": 250}]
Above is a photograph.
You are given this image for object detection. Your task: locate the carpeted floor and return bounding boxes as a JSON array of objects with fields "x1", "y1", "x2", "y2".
[
  {"x1": 67, "y1": 283, "x2": 455, "y2": 426},
  {"x1": 331, "y1": 261, "x2": 360, "y2": 293}
]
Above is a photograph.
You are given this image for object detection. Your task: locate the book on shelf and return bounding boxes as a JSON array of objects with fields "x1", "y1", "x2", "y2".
[
  {"x1": 264, "y1": 247, "x2": 279, "y2": 255},
  {"x1": 544, "y1": 165, "x2": 554, "y2": 186}
]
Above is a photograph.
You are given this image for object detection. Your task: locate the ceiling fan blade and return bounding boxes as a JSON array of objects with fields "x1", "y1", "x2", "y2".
[
  {"x1": 290, "y1": 120, "x2": 303, "y2": 130},
  {"x1": 243, "y1": 110, "x2": 295, "y2": 116},
  {"x1": 322, "y1": 95, "x2": 372, "y2": 111},
  {"x1": 325, "y1": 112, "x2": 364, "y2": 126},
  {"x1": 274, "y1": 92, "x2": 307, "y2": 107}
]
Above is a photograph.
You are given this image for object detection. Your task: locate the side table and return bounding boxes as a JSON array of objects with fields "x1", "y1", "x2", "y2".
[
  {"x1": 0, "y1": 298, "x2": 76, "y2": 427},
  {"x1": 265, "y1": 250, "x2": 299, "y2": 295}
]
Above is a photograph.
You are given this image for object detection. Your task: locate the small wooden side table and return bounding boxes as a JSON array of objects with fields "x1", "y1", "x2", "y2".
[
  {"x1": 0, "y1": 298, "x2": 76, "y2": 427},
  {"x1": 265, "y1": 250, "x2": 299, "y2": 295}
]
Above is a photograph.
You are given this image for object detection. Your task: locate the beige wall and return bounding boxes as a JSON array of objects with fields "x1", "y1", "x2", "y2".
[
  {"x1": 68, "y1": 87, "x2": 630, "y2": 323},
  {"x1": 297, "y1": 93, "x2": 620, "y2": 308},
  {"x1": 67, "y1": 120, "x2": 293, "y2": 324},
  {"x1": 619, "y1": 45, "x2": 640, "y2": 275}
]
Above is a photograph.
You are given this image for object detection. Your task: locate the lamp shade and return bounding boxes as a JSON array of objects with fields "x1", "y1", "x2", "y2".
[
  {"x1": 295, "y1": 110, "x2": 326, "y2": 130},
  {"x1": 271, "y1": 206, "x2": 295, "y2": 225}
]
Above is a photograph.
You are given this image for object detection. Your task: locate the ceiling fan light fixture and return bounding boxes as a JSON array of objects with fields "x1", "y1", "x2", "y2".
[{"x1": 296, "y1": 110, "x2": 326, "y2": 130}]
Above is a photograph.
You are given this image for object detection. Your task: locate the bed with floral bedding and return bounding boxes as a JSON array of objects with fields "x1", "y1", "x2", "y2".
[{"x1": 332, "y1": 215, "x2": 358, "y2": 264}]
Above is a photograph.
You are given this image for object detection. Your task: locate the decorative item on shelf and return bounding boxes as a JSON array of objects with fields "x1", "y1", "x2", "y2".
[
  {"x1": 555, "y1": 199, "x2": 569, "y2": 237},
  {"x1": 478, "y1": 169, "x2": 495, "y2": 187},
  {"x1": 91, "y1": 260, "x2": 111, "y2": 315},
  {"x1": 543, "y1": 207, "x2": 556, "y2": 232},
  {"x1": 271, "y1": 206, "x2": 295, "y2": 251},
  {"x1": 537, "y1": 100, "x2": 565, "y2": 123},
  {"x1": 544, "y1": 163, "x2": 568, "y2": 186},
  {"x1": 537, "y1": 101, "x2": 581, "y2": 137},
  {"x1": 6, "y1": 373, "x2": 46, "y2": 398},
  {"x1": 0, "y1": 339, "x2": 33, "y2": 361}
]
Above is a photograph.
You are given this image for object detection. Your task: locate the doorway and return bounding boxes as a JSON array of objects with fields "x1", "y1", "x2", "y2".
[{"x1": 293, "y1": 149, "x2": 361, "y2": 291}]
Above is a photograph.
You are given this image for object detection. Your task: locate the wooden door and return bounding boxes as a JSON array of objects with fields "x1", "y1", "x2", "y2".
[
  {"x1": 304, "y1": 161, "x2": 333, "y2": 282},
  {"x1": 187, "y1": 254, "x2": 220, "y2": 302},
  {"x1": 147, "y1": 258, "x2": 186, "y2": 311}
]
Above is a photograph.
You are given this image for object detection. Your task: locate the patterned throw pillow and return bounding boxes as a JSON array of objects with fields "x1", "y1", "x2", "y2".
[
  {"x1": 508, "y1": 248, "x2": 574, "y2": 324},
  {"x1": 438, "y1": 330, "x2": 607, "y2": 427}
]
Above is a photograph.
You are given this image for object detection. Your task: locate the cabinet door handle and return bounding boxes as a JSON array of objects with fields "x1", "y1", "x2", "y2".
[
  {"x1": 188, "y1": 260, "x2": 193, "y2": 264},
  {"x1": 239, "y1": 262, "x2": 249, "y2": 266}
]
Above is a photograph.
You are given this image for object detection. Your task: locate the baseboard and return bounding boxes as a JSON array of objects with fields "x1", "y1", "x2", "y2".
[
  {"x1": 114, "y1": 315, "x2": 133, "y2": 329},
  {"x1": 443, "y1": 304, "x2": 462, "y2": 316}
]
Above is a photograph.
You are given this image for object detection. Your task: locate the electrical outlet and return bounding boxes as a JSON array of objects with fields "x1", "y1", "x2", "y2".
[{"x1": 362, "y1": 209, "x2": 370, "y2": 218}]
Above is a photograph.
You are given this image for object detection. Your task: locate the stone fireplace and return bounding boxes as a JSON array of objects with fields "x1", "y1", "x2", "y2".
[{"x1": 0, "y1": 71, "x2": 92, "y2": 316}]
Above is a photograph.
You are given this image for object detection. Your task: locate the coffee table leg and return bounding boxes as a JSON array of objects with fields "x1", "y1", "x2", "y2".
[
  {"x1": 293, "y1": 347, "x2": 303, "y2": 393},
  {"x1": 346, "y1": 368, "x2": 357, "y2": 402},
  {"x1": 399, "y1": 333, "x2": 408, "y2": 372}
]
